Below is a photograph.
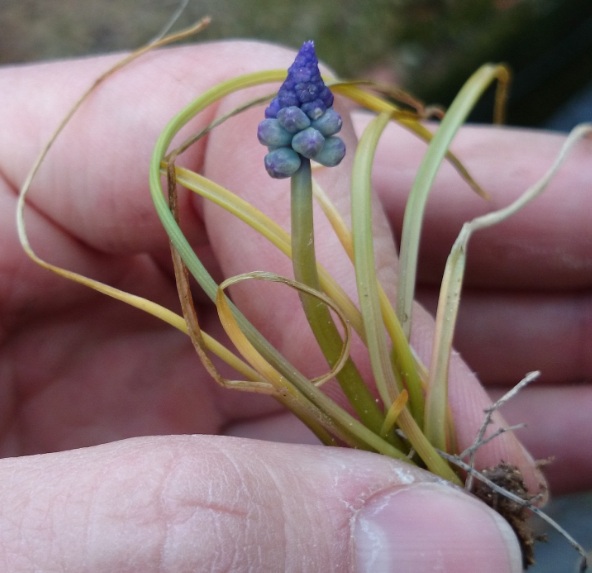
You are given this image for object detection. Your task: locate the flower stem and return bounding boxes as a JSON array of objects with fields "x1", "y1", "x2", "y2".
[{"x1": 290, "y1": 159, "x2": 391, "y2": 439}]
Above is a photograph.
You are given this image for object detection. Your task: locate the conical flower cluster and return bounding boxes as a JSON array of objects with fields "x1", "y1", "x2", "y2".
[{"x1": 258, "y1": 41, "x2": 346, "y2": 179}]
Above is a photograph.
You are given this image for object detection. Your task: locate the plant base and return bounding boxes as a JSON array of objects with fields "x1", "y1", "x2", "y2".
[{"x1": 472, "y1": 462, "x2": 545, "y2": 568}]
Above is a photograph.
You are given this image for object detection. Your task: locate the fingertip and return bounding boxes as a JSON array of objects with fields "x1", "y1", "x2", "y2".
[{"x1": 354, "y1": 482, "x2": 523, "y2": 573}]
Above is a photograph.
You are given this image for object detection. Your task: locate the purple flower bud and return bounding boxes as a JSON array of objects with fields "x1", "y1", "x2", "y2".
[
  {"x1": 312, "y1": 108, "x2": 343, "y2": 137},
  {"x1": 295, "y1": 81, "x2": 319, "y2": 103},
  {"x1": 264, "y1": 41, "x2": 334, "y2": 120},
  {"x1": 314, "y1": 136, "x2": 346, "y2": 167},
  {"x1": 277, "y1": 106, "x2": 311, "y2": 133},
  {"x1": 278, "y1": 90, "x2": 299, "y2": 108},
  {"x1": 291, "y1": 127, "x2": 325, "y2": 159},
  {"x1": 265, "y1": 98, "x2": 281, "y2": 119},
  {"x1": 257, "y1": 118, "x2": 293, "y2": 147},
  {"x1": 300, "y1": 100, "x2": 325, "y2": 121},
  {"x1": 259, "y1": 41, "x2": 346, "y2": 178},
  {"x1": 264, "y1": 148, "x2": 302, "y2": 179}
]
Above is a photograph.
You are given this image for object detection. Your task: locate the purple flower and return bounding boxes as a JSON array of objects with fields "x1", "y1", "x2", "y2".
[
  {"x1": 264, "y1": 41, "x2": 333, "y2": 120},
  {"x1": 259, "y1": 41, "x2": 346, "y2": 178}
]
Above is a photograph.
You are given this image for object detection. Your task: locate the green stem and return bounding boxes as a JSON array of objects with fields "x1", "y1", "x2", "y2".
[
  {"x1": 290, "y1": 159, "x2": 390, "y2": 439},
  {"x1": 351, "y1": 112, "x2": 418, "y2": 415}
]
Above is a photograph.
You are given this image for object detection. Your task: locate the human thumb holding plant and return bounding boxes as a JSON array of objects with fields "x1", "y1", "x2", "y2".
[{"x1": 0, "y1": 40, "x2": 588, "y2": 571}]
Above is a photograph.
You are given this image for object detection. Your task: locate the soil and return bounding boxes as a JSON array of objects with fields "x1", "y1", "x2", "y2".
[{"x1": 472, "y1": 462, "x2": 546, "y2": 569}]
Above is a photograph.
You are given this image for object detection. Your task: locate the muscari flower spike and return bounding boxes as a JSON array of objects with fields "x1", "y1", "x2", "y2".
[{"x1": 258, "y1": 41, "x2": 346, "y2": 179}]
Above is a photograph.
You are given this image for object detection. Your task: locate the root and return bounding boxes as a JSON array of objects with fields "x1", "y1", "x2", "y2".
[{"x1": 439, "y1": 371, "x2": 589, "y2": 569}]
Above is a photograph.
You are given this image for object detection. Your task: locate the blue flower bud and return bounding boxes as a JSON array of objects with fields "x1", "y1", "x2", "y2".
[
  {"x1": 278, "y1": 90, "x2": 299, "y2": 109},
  {"x1": 264, "y1": 148, "x2": 302, "y2": 179},
  {"x1": 311, "y1": 108, "x2": 343, "y2": 137},
  {"x1": 314, "y1": 136, "x2": 346, "y2": 167},
  {"x1": 277, "y1": 106, "x2": 311, "y2": 134},
  {"x1": 295, "y1": 81, "x2": 319, "y2": 103},
  {"x1": 264, "y1": 41, "x2": 334, "y2": 122},
  {"x1": 291, "y1": 127, "x2": 325, "y2": 159},
  {"x1": 257, "y1": 118, "x2": 293, "y2": 147},
  {"x1": 258, "y1": 41, "x2": 346, "y2": 178}
]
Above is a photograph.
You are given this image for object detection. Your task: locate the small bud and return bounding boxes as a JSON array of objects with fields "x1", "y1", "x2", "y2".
[
  {"x1": 264, "y1": 147, "x2": 302, "y2": 179},
  {"x1": 314, "y1": 136, "x2": 346, "y2": 167},
  {"x1": 295, "y1": 81, "x2": 319, "y2": 103},
  {"x1": 265, "y1": 98, "x2": 281, "y2": 119},
  {"x1": 257, "y1": 118, "x2": 293, "y2": 147},
  {"x1": 312, "y1": 108, "x2": 343, "y2": 137},
  {"x1": 277, "y1": 106, "x2": 311, "y2": 134},
  {"x1": 301, "y1": 100, "x2": 325, "y2": 121},
  {"x1": 291, "y1": 127, "x2": 325, "y2": 159}
]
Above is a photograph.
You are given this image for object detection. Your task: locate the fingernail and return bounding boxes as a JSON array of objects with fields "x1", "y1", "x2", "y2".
[{"x1": 354, "y1": 482, "x2": 522, "y2": 573}]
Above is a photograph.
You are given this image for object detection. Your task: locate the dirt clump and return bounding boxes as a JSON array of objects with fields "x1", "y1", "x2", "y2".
[{"x1": 472, "y1": 462, "x2": 546, "y2": 568}]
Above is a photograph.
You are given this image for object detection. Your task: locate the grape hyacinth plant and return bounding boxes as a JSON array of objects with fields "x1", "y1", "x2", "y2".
[{"x1": 16, "y1": 28, "x2": 591, "y2": 569}]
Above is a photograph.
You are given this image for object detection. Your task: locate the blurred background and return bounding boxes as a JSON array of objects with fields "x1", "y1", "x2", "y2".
[
  {"x1": 2, "y1": 1, "x2": 591, "y2": 570},
  {"x1": 1, "y1": 0, "x2": 592, "y2": 129}
]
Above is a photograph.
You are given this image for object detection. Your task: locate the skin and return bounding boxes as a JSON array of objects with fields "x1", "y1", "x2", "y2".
[
  {"x1": 368, "y1": 120, "x2": 592, "y2": 491},
  {"x1": 0, "y1": 42, "x2": 590, "y2": 570}
]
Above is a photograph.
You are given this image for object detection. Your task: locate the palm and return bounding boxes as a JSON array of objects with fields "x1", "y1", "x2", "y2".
[{"x1": 0, "y1": 262, "x2": 279, "y2": 456}]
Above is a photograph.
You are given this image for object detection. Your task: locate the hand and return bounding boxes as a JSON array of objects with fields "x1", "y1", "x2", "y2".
[
  {"x1": 367, "y1": 120, "x2": 592, "y2": 493},
  {"x1": 0, "y1": 41, "x2": 580, "y2": 571}
]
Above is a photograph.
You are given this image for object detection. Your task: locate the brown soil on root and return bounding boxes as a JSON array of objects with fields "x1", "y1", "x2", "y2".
[{"x1": 472, "y1": 462, "x2": 546, "y2": 569}]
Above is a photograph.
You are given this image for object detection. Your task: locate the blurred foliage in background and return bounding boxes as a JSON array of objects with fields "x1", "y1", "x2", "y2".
[{"x1": 1, "y1": 0, "x2": 591, "y2": 126}]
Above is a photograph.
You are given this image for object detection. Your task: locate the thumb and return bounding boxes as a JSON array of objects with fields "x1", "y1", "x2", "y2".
[{"x1": 0, "y1": 435, "x2": 522, "y2": 572}]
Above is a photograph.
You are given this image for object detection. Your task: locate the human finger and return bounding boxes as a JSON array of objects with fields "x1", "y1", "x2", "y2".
[
  {"x1": 1, "y1": 45, "x2": 541, "y2": 489},
  {"x1": 0, "y1": 43, "x2": 304, "y2": 317},
  {"x1": 487, "y1": 386, "x2": 592, "y2": 493},
  {"x1": 0, "y1": 435, "x2": 523, "y2": 573},
  {"x1": 417, "y1": 287, "x2": 592, "y2": 386},
  {"x1": 363, "y1": 119, "x2": 592, "y2": 290}
]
